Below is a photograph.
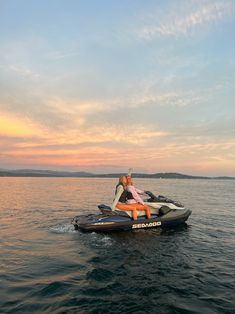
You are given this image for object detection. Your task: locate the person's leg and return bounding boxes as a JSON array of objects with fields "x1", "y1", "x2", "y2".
[
  {"x1": 135, "y1": 204, "x2": 152, "y2": 219},
  {"x1": 131, "y1": 208, "x2": 138, "y2": 220},
  {"x1": 144, "y1": 205, "x2": 151, "y2": 219},
  {"x1": 116, "y1": 203, "x2": 138, "y2": 220}
]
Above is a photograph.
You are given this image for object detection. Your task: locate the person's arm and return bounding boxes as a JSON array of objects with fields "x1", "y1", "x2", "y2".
[
  {"x1": 111, "y1": 185, "x2": 124, "y2": 210},
  {"x1": 127, "y1": 168, "x2": 133, "y2": 176},
  {"x1": 127, "y1": 185, "x2": 144, "y2": 205},
  {"x1": 135, "y1": 187, "x2": 145, "y2": 194}
]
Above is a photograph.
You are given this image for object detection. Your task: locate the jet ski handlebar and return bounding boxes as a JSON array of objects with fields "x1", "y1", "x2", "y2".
[
  {"x1": 144, "y1": 191, "x2": 159, "y2": 202},
  {"x1": 144, "y1": 191, "x2": 155, "y2": 197},
  {"x1": 144, "y1": 192, "x2": 184, "y2": 207}
]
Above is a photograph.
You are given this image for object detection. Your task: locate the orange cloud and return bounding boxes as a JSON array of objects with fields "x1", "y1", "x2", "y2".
[
  {"x1": 0, "y1": 113, "x2": 42, "y2": 137},
  {"x1": 1, "y1": 108, "x2": 234, "y2": 175},
  {"x1": 1, "y1": 140, "x2": 234, "y2": 175}
]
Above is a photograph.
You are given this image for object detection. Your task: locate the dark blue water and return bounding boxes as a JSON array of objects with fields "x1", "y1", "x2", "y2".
[{"x1": 0, "y1": 178, "x2": 234, "y2": 313}]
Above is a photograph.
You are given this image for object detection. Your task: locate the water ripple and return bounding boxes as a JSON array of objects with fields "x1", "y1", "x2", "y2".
[{"x1": 0, "y1": 178, "x2": 235, "y2": 313}]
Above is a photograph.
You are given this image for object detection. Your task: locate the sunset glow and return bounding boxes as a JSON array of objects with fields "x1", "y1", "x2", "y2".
[{"x1": 0, "y1": 113, "x2": 41, "y2": 137}]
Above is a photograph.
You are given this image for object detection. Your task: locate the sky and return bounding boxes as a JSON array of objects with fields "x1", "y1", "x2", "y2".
[{"x1": 0, "y1": 0, "x2": 235, "y2": 175}]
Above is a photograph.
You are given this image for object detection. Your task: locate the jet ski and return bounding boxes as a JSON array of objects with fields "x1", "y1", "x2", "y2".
[{"x1": 72, "y1": 192, "x2": 192, "y2": 232}]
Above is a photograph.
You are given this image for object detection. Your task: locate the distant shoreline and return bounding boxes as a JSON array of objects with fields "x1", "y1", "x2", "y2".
[{"x1": 0, "y1": 169, "x2": 234, "y2": 180}]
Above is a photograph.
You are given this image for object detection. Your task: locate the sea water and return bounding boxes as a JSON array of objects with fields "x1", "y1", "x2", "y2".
[{"x1": 0, "y1": 178, "x2": 234, "y2": 313}]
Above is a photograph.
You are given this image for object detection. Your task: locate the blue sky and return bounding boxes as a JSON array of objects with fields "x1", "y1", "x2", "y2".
[{"x1": 0, "y1": 0, "x2": 235, "y2": 175}]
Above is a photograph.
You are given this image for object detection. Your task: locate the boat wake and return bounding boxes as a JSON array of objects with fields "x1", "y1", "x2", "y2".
[{"x1": 50, "y1": 223, "x2": 76, "y2": 234}]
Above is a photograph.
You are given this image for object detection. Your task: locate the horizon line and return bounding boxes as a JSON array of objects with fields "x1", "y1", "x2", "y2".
[{"x1": 0, "y1": 168, "x2": 234, "y2": 178}]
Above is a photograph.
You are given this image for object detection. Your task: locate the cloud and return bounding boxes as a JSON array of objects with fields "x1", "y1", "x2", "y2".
[
  {"x1": 8, "y1": 65, "x2": 40, "y2": 79},
  {"x1": 46, "y1": 97, "x2": 107, "y2": 118},
  {"x1": 0, "y1": 112, "x2": 45, "y2": 138},
  {"x1": 46, "y1": 51, "x2": 79, "y2": 60},
  {"x1": 2, "y1": 142, "x2": 234, "y2": 173},
  {"x1": 137, "y1": 0, "x2": 234, "y2": 39},
  {"x1": 0, "y1": 105, "x2": 170, "y2": 170},
  {"x1": 46, "y1": 89, "x2": 198, "y2": 121},
  {"x1": 41, "y1": 124, "x2": 168, "y2": 147},
  {"x1": 1, "y1": 119, "x2": 234, "y2": 175},
  {"x1": 127, "y1": 90, "x2": 202, "y2": 108}
]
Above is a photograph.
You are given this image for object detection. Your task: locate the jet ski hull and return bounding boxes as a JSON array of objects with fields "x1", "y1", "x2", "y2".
[{"x1": 72, "y1": 208, "x2": 192, "y2": 233}]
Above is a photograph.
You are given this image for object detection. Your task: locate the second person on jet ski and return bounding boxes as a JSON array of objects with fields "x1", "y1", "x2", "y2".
[
  {"x1": 112, "y1": 173, "x2": 151, "y2": 220},
  {"x1": 126, "y1": 175, "x2": 152, "y2": 219}
]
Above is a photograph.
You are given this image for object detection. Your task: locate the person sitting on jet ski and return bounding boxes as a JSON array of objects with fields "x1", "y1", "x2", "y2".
[
  {"x1": 111, "y1": 175, "x2": 128, "y2": 210},
  {"x1": 111, "y1": 168, "x2": 133, "y2": 212},
  {"x1": 125, "y1": 176, "x2": 152, "y2": 220}
]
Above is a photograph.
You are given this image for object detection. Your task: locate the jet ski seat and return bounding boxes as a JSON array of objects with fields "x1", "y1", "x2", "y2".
[
  {"x1": 98, "y1": 204, "x2": 172, "y2": 219},
  {"x1": 114, "y1": 207, "x2": 160, "y2": 218}
]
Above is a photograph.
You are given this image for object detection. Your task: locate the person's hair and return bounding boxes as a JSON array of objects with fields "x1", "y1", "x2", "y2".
[
  {"x1": 126, "y1": 176, "x2": 133, "y2": 185},
  {"x1": 119, "y1": 176, "x2": 127, "y2": 186}
]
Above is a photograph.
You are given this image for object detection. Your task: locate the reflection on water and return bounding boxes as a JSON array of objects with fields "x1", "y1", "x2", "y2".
[{"x1": 0, "y1": 178, "x2": 235, "y2": 313}]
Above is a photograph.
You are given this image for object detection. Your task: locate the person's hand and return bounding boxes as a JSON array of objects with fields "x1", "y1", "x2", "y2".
[{"x1": 127, "y1": 168, "x2": 133, "y2": 176}]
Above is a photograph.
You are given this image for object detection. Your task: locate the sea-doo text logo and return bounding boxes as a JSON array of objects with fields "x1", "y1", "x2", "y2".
[{"x1": 132, "y1": 221, "x2": 161, "y2": 229}]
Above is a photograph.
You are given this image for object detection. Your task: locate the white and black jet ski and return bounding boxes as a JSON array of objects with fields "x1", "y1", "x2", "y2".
[{"x1": 72, "y1": 192, "x2": 192, "y2": 232}]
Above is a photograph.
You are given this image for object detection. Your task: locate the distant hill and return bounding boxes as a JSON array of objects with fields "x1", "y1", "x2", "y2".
[
  {"x1": 0, "y1": 169, "x2": 234, "y2": 179},
  {"x1": 93, "y1": 172, "x2": 211, "y2": 179},
  {"x1": 0, "y1": 169, "x2": 93, "y2": 177}
]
